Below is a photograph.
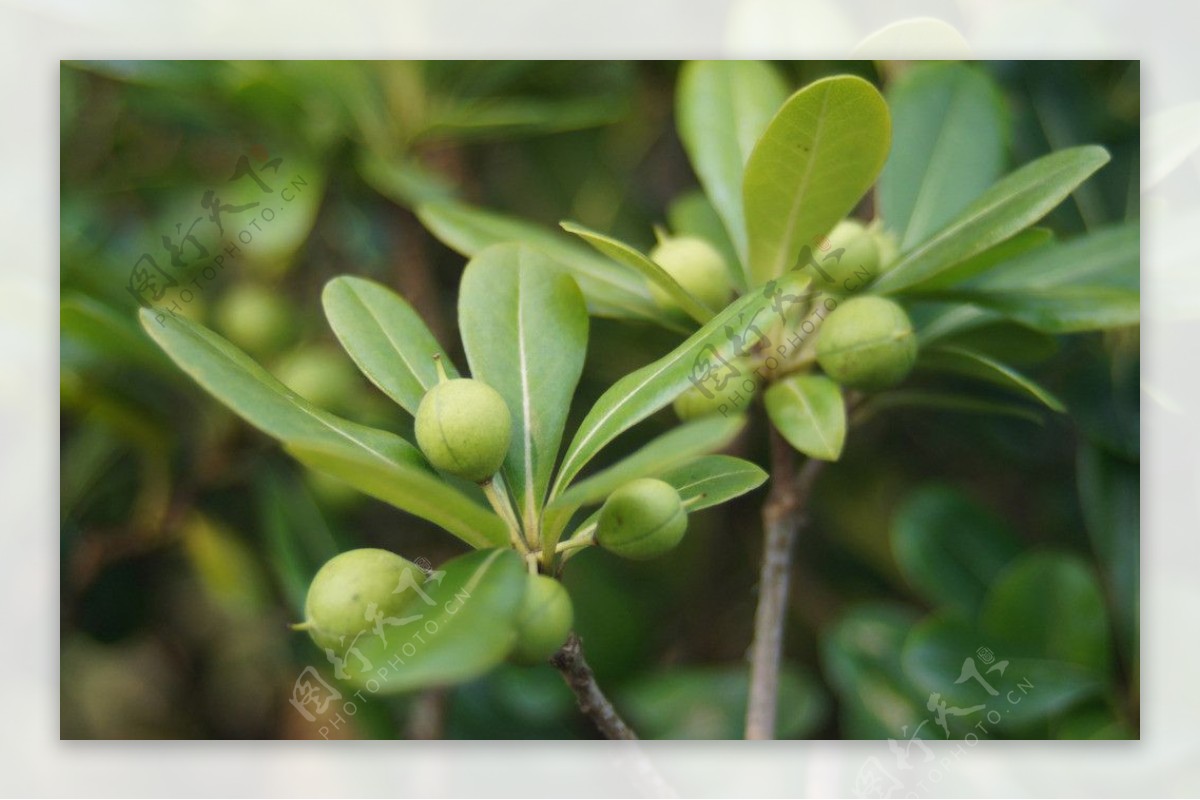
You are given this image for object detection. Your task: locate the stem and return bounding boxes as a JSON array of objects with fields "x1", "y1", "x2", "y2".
[
  {"x1": 482, "y1": 479, "x2": 526, "y2": 554},
  {"x1": 551, "y1": 633, "x2": 638, "y2": 740},
  {"x1": 745, "y1": 427, "x2": 826, "y2": 740},
  {"x1": 555, "y1": 523, "x2": 597, "y2": 553}
]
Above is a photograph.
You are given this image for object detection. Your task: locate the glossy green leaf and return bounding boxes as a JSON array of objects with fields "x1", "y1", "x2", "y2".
[
  {"x1": 872, "y1": 146, "x2": 1111, "y2": 294},
  {"x1": 285, "y1": 438, "x2": 507, "y2": 549},
  {"x1": 821, "y1": 603, "x2": 929, "y2": 739},
  {"x1": 659, "y1": 455, "x2": 768, "y2": 511},
  {"x1": 743, "y1": 75, "x2": 892, "y2": 287},
  {"x1": 980, "y1": 552, "x2": 1112, "y2": 678},
  {"x1": 138, "y1": 309, "x2": 506, "y2": 549},
  {"x1": 879, "y1": 63, "x2": 1008, "y2": 251},
  {"x1": 903, "y1": 613, "x2": 1105, "y2": 734},
  {"x1": 676, "y1": 60, "x2": 790, "y2": 268},
  {"x1": 1077, "y1": 443, "x2": 1139, "y2": 665},
  {"x1": 764, "y1": 374, "x2": 846, "y2": 461},
  {"x1": 553, "y1": 414, "x2": 746, "y2": 510},
  {"x1": 936, "y1": 285, "x2": 1139, "y2": 333},
  {"x1": 341, "y1": 549, "x2": 528, "y2": 693},
  {"x1": 415, "y1": 199, "x2": 668, "y2": 327},
  {"x1": 899, "y1": 228, "x2": 1053, "y2": 293},
  {"x1": 560, "y1": 220, "x2": 715, "y2": 324},
  {"x1": 931, "y1": 320, "x2": 1059, "y2": 366},
  {"x1": 62, "y1": 295, "x2": 175, "y2": 375},
  {"x1": 667, "y1": 191, "x2": 742, "y2": 291},
  {"x1": 322, "y1": 276, "x2": 459, "y2": 417},
  {"x1": 550, "y1": 271, "x2": 806, "y2": 499},
  {"x1": 890, "y1": 485, "x2": 1022, "y2": 618},
  {"x1": 918, "y1": 344, "x2": 1066, "y2": 412},
  {"x1": 459, "y1": 244, "x2": 589, "y2": 531},
  {"x1": 855, "y1": 389, "x2": 1045, "y2": 426},
  {"x1": 620, "y1": 664, "x2": 827, "y2": 739},
  {"x1": 967, "y1": 220, "x2": 1139, "y2": 292}
]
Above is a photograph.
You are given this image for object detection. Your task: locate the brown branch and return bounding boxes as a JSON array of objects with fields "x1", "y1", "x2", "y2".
[
  {"x1": 551, "y1": 632, "x2": 638, "y2": 740},
  {"x1": 745, "y1": 427, "x2": 826, "y2": 740}
]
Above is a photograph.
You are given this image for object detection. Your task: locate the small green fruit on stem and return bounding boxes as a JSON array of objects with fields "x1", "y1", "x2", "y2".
[
  {"x1": 415, "y1": 360, "x2": 512, "y2": 483},
  {"x1": 815, "y1": 219, "x2": 880, "y2": 292},
  {"x1": 300, "y1": 548, "x2": 425, "y2": 651},
  {"x1": 815, "y1": 296, "x2": 917, "y2": 391},
  {"x1": 596, "y1": 478, "x2": 688, "y2": 560},
  {"x1": 649, "y1": 234, "x2": 733, "y2": 313},
  {"x1": 510, "y1": 574, "x2": 574, "y2": 665}
]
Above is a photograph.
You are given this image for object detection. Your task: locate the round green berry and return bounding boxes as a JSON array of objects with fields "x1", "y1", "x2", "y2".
[
  {"x1": 649, "y1": 235, "x2": 732, "y2": 313},
  {"x1": 816, "y1": 219, "x2": 880, "y2": 292},
  {"x1": 596, "y1": 478, "x2": 688, "y2": 561},
  {"x1": 302, "y1": 548, "x2": 425, "y2": 652},
  {"x1": 415, "y1": 378, "x2": 512, "y2": 483},
  {"x1": 214, "y1": 282, "x2": 293, "y2": 355},
  {"x1": 510, "y1": 574, "x2": 574, "y2": 665},
  {"x1": 816, "y1": 296, "x2": 917, "y2": 391},
  {"x1": 673, "y1": 375, "x2": 758, "y2": 421}
]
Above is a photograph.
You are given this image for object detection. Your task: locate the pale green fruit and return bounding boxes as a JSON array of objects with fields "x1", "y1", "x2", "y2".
[
  {"x1": 596, "y1": 478, "x2": 687, "y2": 561},
  {"x1": 274, "y1": 344, "x2": 359, "y2": 411},
  {"x1": 510, "y1": 574, "x2": 574, "y2": 665},
  {"x1": 302, "y1": 548, "x2": 425, "y2": 652},
  {"x1": 415, "y1": 378, "x2": 512, "y2": 483},
  {"x1": 814, "y1": 219, "x2": 880, "y2": 292},
  {"x1": 649, "y1": 236, "x2": 733, "y2": 313},
  {"x1": 673, "y1": 375, "x2": 758, "y2": 421},
  {"x1": 214, "y1": 282, "x2": 293, "y2": 355},
  {"x1": 816, "y1": 296, "x2": 917, "y2": 391}
]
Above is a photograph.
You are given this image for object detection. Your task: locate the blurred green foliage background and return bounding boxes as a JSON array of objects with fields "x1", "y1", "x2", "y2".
[{"x1": 60, "y1": 60, "x2": 1138, "y2": 740}]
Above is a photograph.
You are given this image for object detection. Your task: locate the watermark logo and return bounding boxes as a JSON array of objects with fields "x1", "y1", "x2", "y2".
[
  {"x1": 126, "y1": 146, "x2": 310, "y2": 326},
  {"x1": 855, "y1": 646, "x2": 1035, "y2": 798}
]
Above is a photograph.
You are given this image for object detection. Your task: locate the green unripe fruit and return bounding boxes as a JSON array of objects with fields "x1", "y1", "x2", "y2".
[
  {"x1": 870, "y1": 223, "x2": 900, "y2": 272},
  {"x1": 673, "y1": 374, "x2": 758, "y2": 421},
  {"x1": 596, "y1": 478, "x2": 688, "y2": 561},
  {"x1": 649, "y1": 235, "x2": 733, "y2": 313},
  {"x1": 215, "y1": 282, "x2": 293, "y2": 355},
  {"x1": 415, "y1": 378, "x2": 512, "y2": 483},
  {"x1": 302, "y1": 548, "x2": 425, "y2": 652},
  {"x1": 275, "y1": 344, "x2": 359, "y2": 411},
  {"x1": 816, "y1": 296, "x2": 918, "y2": 391},
  {"x1": 510, "y1": 574, "x2": 574, "y2": 665},
  {"x1": 815, "y1": 219, "x2": 879, "y2": 292}
]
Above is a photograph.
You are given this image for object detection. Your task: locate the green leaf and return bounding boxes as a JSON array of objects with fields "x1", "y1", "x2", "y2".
[
  {"x1": 553, "y1": 414, "x2": 746, "y2": 510},
  {"x1": 676, "y1": 60, "x2": 789, "y2": 268},
  {"x1": 138, "y1": 309, "x2": 506, "y2": 549},
  {"x1": 879, "y1": 63, "x2": 1008, "y2": 251},
  {"x1": 322, "y1": 276, "x2": 459, "y2": 417},
  {"x1": 620, "y1": 664, "x2": 827, "y2": 739},
  {"x1": 257, "y1": 469, "x2": 343, "y2": 617},
  {"x1": 357, "y1": 151, "x2": 456, "y2": 207},
  {"x1": 550, "y1": 272, "x2": 805, "y2": 499},
  {"x1": 855, "y1": 389, "x2": 1045, "y2": 426},
  {"x1": 980, "y1": 551, "x2": 1112, "y2": 678},
  {"x1": 667, "y1": 191, "x2": 742, "y2": 291},
  {"x1": 62, "y1": 295, "x2": 175, "y2": 376},
  {"x1": 902, "y1": 613, "x2": 1105, "y2": 734},
  {"x1": 415, "y1": 199, "x2": 668, "y2": 327},
  {"x1": 1077, "y1": 444, "x2": 1139, "y2": 665},
  {"x1": 871, "y1": 145, "x2": 1111, "y2": 294},
  {"x1": 459, "y1": 244, "x2": 589, "y2": 531},
  {"x1": 967, "y1": 220, "x2": 1139, "y2": 292},
  {"x1": 743, "y1": 75, "x2": 891, "y2": 287},
  {"x1": 918, "y1": 344, "x2": 1066, "y2": 412},
  {"x1": 340, "y1": 549, "x2": 528, "y2": 693},
  {"x1": 560, "y1": 220, "x2": 715, "y2": 324},
  {"x1": 890, "y1": 485, "x2": 1022, "y2": 618},
  {"x1": 659, "y1": 455, "x2": 768, "y2": 511},
  {"x1": 821, "y1": 603, "x2": 929, "y2": 739},
  {"x1": 899, "y1": 228, "x2": 1053, "y2": 293},
  {"x1": 285, "y1": 438, "x2": 508, "y2": 550},
  {"x1": 935, "y1": 285, "x2": 1139, "y2": 333},
  {"x1": 930, "y1": 320, "x2": 1059, "y2": 366},
  {"x1": 763, "y1": 374, "x2": 846, "y2": 461}
]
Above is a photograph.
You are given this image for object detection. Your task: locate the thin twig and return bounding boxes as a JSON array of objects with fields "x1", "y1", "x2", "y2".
[
  {"x1": 745, "y1": 427, "x2": 826, "y2": 740},
  {"x1": 551, "y1": 633, "x2": 638, "y2": 740}
]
